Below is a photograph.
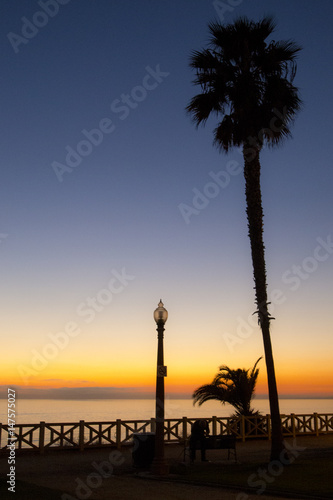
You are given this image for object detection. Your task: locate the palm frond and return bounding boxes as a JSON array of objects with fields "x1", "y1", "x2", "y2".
[
  {"x1": 186, "y1": 15, "x2": 302, "y2": 150},
  {"x1": 192, "y1": 383, "x2": 229, "y2": 406},
  {"x1": 186, "y1": 92, "x2": 223, "y2": 126},
  {"x1": 192, "y1": 358, "x2": 262, "y2": 416}
]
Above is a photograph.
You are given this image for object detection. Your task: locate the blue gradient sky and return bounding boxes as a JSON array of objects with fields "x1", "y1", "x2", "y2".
[{"x1": 1, "y1": 0, "x2": 333, "y2": 399}]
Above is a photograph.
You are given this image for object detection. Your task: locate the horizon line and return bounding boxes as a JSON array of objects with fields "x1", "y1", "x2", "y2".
[{"x1": 0, "y1": 385, "x2": 331, "y2": 400}]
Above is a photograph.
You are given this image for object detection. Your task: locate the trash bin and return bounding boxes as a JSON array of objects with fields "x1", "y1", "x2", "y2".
[{"x1": 132, "y1": 432, "x2": 155, "y2": 467}]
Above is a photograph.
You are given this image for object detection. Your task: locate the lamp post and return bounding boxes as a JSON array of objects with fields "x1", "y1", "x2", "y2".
[{"x1": 151, "y1": 299, "x2": 169, "y2": 475}]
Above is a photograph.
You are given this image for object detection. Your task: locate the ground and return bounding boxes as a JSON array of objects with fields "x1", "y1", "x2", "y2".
[{"x1": 0, "y1": 435, "x2": 332, "y2": 499}]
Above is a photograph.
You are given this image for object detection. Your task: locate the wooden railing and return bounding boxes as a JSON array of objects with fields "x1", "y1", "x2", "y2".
[{"x1": 1, "y1": 413, "x2": 332, "y2": 454}]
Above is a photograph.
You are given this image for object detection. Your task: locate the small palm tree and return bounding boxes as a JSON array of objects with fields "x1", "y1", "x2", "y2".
[
  {"x1": 193, "y1": 357, "x2": 262, "y2": 417},
  {"x1": 186, "y1": 16, "x2": 302, "y2": 460}
]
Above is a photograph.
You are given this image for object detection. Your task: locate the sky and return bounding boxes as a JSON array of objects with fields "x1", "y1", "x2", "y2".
[{"x1": 1, "y1": 0, "x2": 333, "y2": 403}]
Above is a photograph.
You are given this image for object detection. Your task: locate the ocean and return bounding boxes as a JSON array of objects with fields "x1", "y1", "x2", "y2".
[{"x1": 3, "y1": 398, "x2": 332, "y2": 424}]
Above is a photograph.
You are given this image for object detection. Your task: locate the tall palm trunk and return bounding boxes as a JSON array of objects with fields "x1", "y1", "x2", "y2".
[{"x1": 243, "y1": 144, "x2": 284, "y2": 461}]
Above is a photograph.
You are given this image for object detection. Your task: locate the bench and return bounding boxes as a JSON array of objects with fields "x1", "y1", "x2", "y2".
[{"x1": 184, "y1": 434, "x2": 237, "y2": 462}]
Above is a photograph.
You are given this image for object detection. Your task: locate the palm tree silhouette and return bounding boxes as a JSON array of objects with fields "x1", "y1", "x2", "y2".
[
  {"x1": 193, "y1": 357, "x2": 262, "y2": 417},
  {"x1": 186, "y1": 16, "x2": 302, "y2": 460}
]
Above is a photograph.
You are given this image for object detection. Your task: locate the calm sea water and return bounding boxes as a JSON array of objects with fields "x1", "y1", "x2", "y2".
[{"x1": 3, "y1": 398, "x2": 332, "y2": 424}]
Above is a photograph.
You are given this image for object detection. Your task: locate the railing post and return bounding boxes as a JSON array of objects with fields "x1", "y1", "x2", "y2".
[
  {"x1": 291, "y1": 413, "x2": 296, "y2": 437},
  {"x1": 151, "y1": 417, "x2": 156, "y2": 433},
  {"x1": 226, "y1": 416, "x2": 232, "y2": 436},
  {"x1": 182, "y1": 417, "x2": 188, "y2": 441},
  {"x1": 314, "y1": 413, "x2": 319, "y2": 436},
  {"x1": 241, "y1": 416, "x2": 245, "y2": 442},
  {"x1": 116, "y1": 419, "x2": 122, "y2": 450},
  {"x1": 164, "y1": 419, "x2": 169, "y2": 443},
  {"x1": 79, "y1": 420, "x2": 85, "y2": 452},
  {"x1": 266, "y1": 414, "x2": 271, "y2": 440},
  {"x1": 39, "y1": 421, "x2": 45, "y2": 455},
  {"x1": 212, "y1": 416, "x2": 217, "y2": 436},
  {"x1": 18, "y1": 426, "x2": 22, "y2": 450}
]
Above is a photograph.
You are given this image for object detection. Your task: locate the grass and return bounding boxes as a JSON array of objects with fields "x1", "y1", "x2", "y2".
[{"x1": 169, "y1": 454, "x2": 333, "y2": 498}]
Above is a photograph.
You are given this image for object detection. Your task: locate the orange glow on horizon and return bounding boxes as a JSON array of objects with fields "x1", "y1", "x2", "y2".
[{"x1": 1, "y1": 357, "x2": 332, "y2": 399}]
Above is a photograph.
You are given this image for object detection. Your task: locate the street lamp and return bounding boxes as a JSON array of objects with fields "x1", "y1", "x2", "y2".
[{"x1": 151, "y1": 299, "x2": 169, "y2": 475}]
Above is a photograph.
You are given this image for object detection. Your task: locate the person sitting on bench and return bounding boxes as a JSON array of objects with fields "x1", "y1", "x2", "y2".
[{"x1": 189, "y1": 419, "x2": 209, "y2": 462}]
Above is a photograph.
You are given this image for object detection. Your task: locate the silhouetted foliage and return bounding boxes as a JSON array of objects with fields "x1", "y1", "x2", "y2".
[{"x1": 193, "y1": 357, "x2": 262, "y2": 417}]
